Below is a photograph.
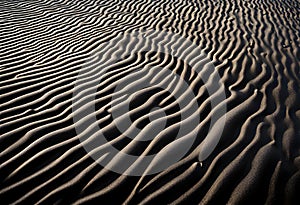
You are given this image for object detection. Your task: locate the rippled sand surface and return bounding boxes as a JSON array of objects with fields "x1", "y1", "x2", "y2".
[{"x1": 1, "y1": 0, "x2": 300, "y2": 204}]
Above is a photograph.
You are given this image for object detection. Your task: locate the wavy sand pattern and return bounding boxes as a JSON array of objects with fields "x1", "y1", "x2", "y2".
[{"x1": 1, "y1": 0, "x2": 300, "y2": 204}]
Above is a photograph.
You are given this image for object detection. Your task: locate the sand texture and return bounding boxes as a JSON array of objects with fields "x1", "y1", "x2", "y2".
[{"x1": 1, "y1": 0, "x2": 300, "y2": 204}]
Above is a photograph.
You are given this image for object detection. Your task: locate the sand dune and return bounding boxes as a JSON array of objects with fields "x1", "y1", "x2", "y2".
[{"x1": 1, "y1": 0, "x2": 300, "y2": 204}]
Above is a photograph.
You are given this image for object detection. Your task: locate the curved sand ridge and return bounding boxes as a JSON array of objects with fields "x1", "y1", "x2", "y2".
[{"x1": 0, "y1": 0, "x2": 300, "y2": 204}]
